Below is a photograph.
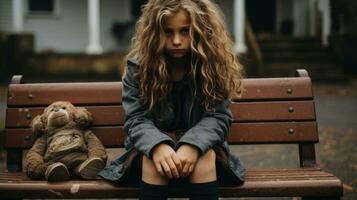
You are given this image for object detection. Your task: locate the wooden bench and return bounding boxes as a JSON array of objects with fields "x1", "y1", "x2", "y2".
[{"x1": 0, "y1": 70, "x2": 343, "y2": 199}]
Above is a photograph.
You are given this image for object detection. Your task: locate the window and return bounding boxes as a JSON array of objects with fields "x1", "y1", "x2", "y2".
[
  {"x1": 26, "y1": 0, "x2": 60, "y2": 16},
  {"x1": 29, "y1": 0, "x2": 54, "y2": 12}
]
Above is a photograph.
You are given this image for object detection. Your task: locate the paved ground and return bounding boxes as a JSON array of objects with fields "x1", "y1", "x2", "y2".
[{"x1": 0, "y1": 79, "x2": 356, "y2": 200}]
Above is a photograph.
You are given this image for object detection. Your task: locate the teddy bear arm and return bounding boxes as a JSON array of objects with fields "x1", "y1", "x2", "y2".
[
  {"x1": 74, "y1": 107, "x2": 93, "y2": 129},
  {"x1": 30, "y1": 115, "x2": 45, "y2": 136},
  {"x1": 84, "y1": 130, "x2": 107, "y2": 163},
  {"x1": 24, "y1": 135, "x2": 47, "y2": 179}
]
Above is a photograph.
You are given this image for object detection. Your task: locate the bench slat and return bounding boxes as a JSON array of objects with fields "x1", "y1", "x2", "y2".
[
  {"x1": 0, "y1": 169, "x2": 329, "y2": 180},
  {"x1": 7, "y1": 78, "x2": 313, "y2": 107},
  {"x1": 4, "y1": 122, "x2": 318, "y2": 148},
  {"x1": 228, "y1": 122, "x2": 318, "y2": 144},
  {"x1": 8, "y1": 82, "x2": 123, "y2": 106},
  {"x1": 6, "y1": 106, "x2": 126, "y2": 127},
  {"x1": 6, "y1": 101, "x2": 315, "y2": 127},
  {"x1": 231, "y1": 101, "x2": 315, "y2": 122},
  {"x1": 238, "y1": 77, "x2": 313, "y2": 101},
  {"x1": 5, "y1": 127, "x2": 126, "y2": 148},
  {"x1": 0, "y1": 169, "x2": 342, "y2": 198}
]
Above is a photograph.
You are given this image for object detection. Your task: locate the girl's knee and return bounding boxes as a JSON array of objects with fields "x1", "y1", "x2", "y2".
[
  {"x1": 142, "y1": 155, "x2": 169, "y2": 185},
  {"x1": 142, "y1": 155, "x2": 156, "y2": 174},
  {"x1": 195, "y1": 149, "x2": 216, "y2": 172},
  {"x1": 190, "y1": 149, "x2": 217, "y2": 183},
  {"x1": 199, "y1": 149, "x2": 216, "y2": 164}
]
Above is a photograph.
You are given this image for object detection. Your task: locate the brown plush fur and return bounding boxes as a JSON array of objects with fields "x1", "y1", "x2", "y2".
[{"x1": 24, "y1": 101, "x2": 107, "y2": 180}]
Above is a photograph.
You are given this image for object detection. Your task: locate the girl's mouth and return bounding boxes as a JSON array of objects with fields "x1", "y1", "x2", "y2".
[{"x1": 170, "y1": 49, "x2": 186, "y2": 53}]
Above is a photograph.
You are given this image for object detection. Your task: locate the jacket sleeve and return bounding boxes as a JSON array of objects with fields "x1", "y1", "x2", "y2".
[
  {"x1": 122, "y1": 60, "x2": 175, "y2": 158},
  {"x1": 177, "y1": 98, "x2": 233, "y2": 154}
]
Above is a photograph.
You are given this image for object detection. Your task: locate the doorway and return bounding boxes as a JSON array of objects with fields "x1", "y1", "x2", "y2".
[{"x1": 246, "y1": 0, "x2": 276, "y2": 35}]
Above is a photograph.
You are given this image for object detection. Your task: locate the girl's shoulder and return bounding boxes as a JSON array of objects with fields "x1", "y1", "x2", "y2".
[
  {"x1": 127, "y1": 58, "x2": 139, "y2": 67},
  {"x1": 125, "y1": 58, "x2": 140, "y2": 78}
]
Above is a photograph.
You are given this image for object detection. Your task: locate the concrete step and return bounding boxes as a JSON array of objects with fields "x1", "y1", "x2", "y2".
[
  {"x1": 258, "y1": 36, "x2": 323, "y2": 52},
  {"x1": 257, "y1": 36, "x2": 320, "y2": 43},
  {"x1": 257, "y1": 36, "x2": 344, "y2": 80},
  {"x1": 263, "y1": 51, "x2": 331, "y2": 63},
  {"x1": 260, "y1": 43, "x2": 324, "y2": 52}
]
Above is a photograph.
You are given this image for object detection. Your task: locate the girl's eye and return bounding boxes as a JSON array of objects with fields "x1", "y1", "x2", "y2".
[
  {"x1": 181, "y1": 28, "x2": 189, "y2": 34},
  {"x1": 164, "y1": 30, "x2": 173, "y2": 35},
  {"x1": 51, "y1": 109, "x2": 54, "y2": 111}
]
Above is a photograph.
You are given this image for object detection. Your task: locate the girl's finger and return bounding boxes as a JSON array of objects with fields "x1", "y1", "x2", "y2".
[
  {"x1": 171, "y1": 154, "x2": 182, "y2": 173},
  {"x1": 188, "y1": 164, "x2": 195, "y2": 174},
  {"x1": 155, "y1": 163, "x2": 164, "y2": 176},
  {"x1": 180, "y1": 163, "x2": 190, "y2": 177},
  {"x1": 161, "y1": 161, "x2": 173, "y2": 179},
  {"x1": 167, "y1": 158, "x2": 180, "y2": 179}
]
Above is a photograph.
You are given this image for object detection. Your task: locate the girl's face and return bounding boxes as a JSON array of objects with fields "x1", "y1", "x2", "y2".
[{"x1": 163, "y1": 9, "x2": 191, "y2": 59}]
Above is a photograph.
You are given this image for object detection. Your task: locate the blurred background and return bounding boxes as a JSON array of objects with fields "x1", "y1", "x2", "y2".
[{"x1": 0, "y1": 0, "x2": 356, "y2": 199}]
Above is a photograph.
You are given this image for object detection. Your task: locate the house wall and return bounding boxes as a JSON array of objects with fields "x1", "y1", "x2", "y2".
[
  {"x1": 215, "y1": 0, "x2": 234, "y2": 36},
  {"x1": 100, "y1": 0, "x2": 131, "y2": 51},
  {"x1": 24, "y1": 0, "x2": 87, "y2": 52},
  {"x1": 23, "y1": 0, "x2": 130, "y2": 53},
  {"x1": 293, "y1": 0, "x2": 310, "y2": 36},
  {"x1": 0, "y1": 0, "x2": 12, "y2": 32},
  {"x1": 1, "y1": 0, "x2": 330, "y2": 53},
  {"x1": 276, "y1": 0, "x2": 293, "y2": 34}
]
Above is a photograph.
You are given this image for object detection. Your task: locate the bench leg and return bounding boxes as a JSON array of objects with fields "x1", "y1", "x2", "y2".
[{"x1": 302, "y1": 197, "x2": 340, "y2": 200}]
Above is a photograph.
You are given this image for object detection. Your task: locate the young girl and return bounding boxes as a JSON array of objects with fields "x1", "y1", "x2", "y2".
[{"x1": 99, "y1": 0, "x2": 245, "y2": 199}]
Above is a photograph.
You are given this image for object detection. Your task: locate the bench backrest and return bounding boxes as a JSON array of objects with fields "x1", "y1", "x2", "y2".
[{"x1": 4, "y1": 70, "x2": 317, "y2": 172}]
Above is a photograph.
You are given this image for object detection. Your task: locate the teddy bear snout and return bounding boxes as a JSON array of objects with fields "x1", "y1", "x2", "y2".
[{"x1": 48, "y1": 109, "x2": 70, "y2": 127}]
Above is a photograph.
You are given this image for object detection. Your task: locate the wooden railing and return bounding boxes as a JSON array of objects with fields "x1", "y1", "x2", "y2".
[{"x1": 245, "y1": 17, "x2": 263, "y2": 76}]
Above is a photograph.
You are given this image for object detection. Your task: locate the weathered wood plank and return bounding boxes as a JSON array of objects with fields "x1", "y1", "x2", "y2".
[
  {"x1": 6, "y1": 106, "x2": 126, "y2": 127},
  {"x1": 4, "y1": 122, "x2": 318, "y2": 148},
  {"x1": 7, "y1": 82, "x2": 123, "y2": 106},
  {"x1": 6, "y1": 101, "x2": 316, "y2": 127},
  {"x1": 0, "y1": 169, "x2": 343, "y2": 198},
  {"x1": 7, "y1": 78, "x2": 313, "y2": 107}
]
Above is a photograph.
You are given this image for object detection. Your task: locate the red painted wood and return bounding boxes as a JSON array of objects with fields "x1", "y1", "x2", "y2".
[
  {"x1": 7, "y1": 78, "x2": 313, "y2": 107},
  {"x1": 7, "y1": 82, "x2": 123, "y2": 106},
  {"x1": 5, "y1": 101, "x2": 316, "y2": 127},
  {"x1": 6, "y1": 106, "x2": 126, "y2": 127},
  {"x1": 4, "y1": 121, "x2": 318, "y2": 148}
]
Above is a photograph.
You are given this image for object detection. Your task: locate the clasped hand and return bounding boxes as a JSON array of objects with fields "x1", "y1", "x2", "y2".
[{"x1": 152, "y1": 143, "x2": 199, "y2": 179}]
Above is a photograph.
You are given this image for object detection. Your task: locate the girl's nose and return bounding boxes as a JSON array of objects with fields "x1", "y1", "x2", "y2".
[{"x1": 172, "y1": 34, "x2": 182, "y2": 46}]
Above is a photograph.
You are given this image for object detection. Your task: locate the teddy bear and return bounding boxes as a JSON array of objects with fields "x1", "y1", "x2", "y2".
[{"x1": 24, "y1": 101, "x2": 108, "y2": 182}]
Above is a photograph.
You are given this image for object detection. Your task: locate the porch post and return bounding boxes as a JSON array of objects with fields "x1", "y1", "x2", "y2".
[
  {"x1": 12, "y1": 0, "x2": 24, "y2": 32},
  {"x1": 86, "y1": 0, "x2": 103, "y2": 54},
  {"x1": 319, "y1": 0, "x2": 331, "y2": 46},
  {"x1": 233, "y1": 0, "x2": 247, "y2": 53},
  {"x1": 309, "y1": 0, "x2": 317, "y2": 37}
]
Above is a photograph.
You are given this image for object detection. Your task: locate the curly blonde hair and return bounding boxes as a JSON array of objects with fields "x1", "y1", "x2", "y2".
[{"x1": 126, "y1": 0, "x2": 244, "y2": 111}]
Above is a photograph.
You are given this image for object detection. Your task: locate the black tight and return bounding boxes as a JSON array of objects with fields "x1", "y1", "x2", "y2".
[{"x1": 139, "y1": 180, "x2": 219, "y2": 200}]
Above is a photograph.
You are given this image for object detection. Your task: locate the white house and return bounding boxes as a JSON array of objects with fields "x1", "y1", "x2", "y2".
[{"x1": 0, "y1": 0, "x2": 331, "y2": 54}]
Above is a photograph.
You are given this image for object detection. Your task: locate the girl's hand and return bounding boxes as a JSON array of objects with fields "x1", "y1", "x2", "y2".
[
  {"x1": 176, "y1": 144, "x2": 199, "y2": 177},
  {"x1": 152, "y1": 143, "x2": 182, "y2": 179}
]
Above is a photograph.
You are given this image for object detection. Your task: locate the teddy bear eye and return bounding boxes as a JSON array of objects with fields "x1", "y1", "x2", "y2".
[
  {"x1": 51, "y1": 108, "x2": 54, "y2": 111},
  {"x1": 62, "y1": 107, "x2": 66, "y2": 110}
]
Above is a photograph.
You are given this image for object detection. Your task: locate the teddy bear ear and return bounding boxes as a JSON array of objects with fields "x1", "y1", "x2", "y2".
[
  {"x1": 30, "y1": 114, "x2": 46, "y2": 137},
  {"x1": 74, "y1": 107, "x2": 93, "y2": 128}
]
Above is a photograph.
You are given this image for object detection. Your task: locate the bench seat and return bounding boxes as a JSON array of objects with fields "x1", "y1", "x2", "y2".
[{"x1": 0, "y1": 168, "x2": 342, "y2": 198}]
